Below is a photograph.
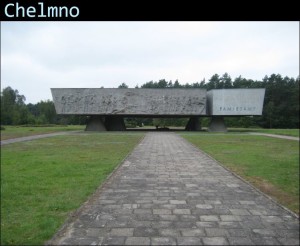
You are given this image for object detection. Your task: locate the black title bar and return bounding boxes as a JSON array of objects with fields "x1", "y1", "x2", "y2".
[{"x1": 1, "y1": 0, "x2": 299, "y2": 21}]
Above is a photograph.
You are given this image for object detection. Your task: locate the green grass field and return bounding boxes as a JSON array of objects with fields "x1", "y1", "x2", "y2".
[
  {"x1": 1, "y1": 132, "x2": 144, "y2": 245},
  {"x1": 181, "y1": 133, "x2": 299, "y2": 214},
  {"x1": 1, "y1": 125, "x2": 85, "y2": 140}
]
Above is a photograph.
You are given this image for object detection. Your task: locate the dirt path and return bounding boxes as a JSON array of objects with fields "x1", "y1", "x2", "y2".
[
  {"x1": 249, "y1": 132, "x2": 299, "y2": 141},
  {"x1": 0, "y1": 131, "x2": 80, "y2": 146}
]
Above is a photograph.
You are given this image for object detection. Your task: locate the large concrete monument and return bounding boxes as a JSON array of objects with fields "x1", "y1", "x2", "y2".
[
  {"x1": 51, "y1": 88, "x2": 265, "y2": 132},
  {"x1": 51, "y1": 88, "x2": 207, "y2": 131}
]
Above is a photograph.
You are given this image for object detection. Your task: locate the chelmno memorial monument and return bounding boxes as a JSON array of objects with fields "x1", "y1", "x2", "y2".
[{"x1": 51, "y1": 88, "x2": 265, "y2": 132}]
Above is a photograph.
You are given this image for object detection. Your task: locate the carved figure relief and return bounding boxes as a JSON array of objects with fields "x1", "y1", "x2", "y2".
[{"x1": 53, "y1": 89, "x2": 206, "y2": 115}]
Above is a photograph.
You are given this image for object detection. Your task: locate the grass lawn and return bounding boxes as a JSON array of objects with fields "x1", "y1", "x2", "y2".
[
  {"x1": 1, "y1": 125, "x2": 85, "y2": 140},
  {"x1": 181, "y1": 133, "x2": 299, "y2": 215},
  {"x1": 1, "y1": 132, "x2": 144, "y2": 245}
]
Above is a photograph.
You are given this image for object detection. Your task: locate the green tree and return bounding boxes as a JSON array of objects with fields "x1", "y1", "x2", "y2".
[
  {"x1": 206, "y1": 74, "x2": 220, "y2": 90},
  {"x1": 1, "y1": 86, "x2": 31, "y2": 125},
  {"x1": 35, "y1": 100, "x2": 57, "y2": 124},
  {"x1": 118, "y1": 83, "x2": 129, "y2": 88},
  {"x1": 220, "y1": 73, "x2": 232, "y2": 88},
  {"x1": 259, "y1": 74, "x2": 299, "y2": 128},
  {"x1": 173, "y1": 80, "x2": 182, "y2": 88}
]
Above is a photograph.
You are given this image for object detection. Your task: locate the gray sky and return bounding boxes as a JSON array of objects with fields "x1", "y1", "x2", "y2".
[{"x1": 1, "y1": 21, "x2": 299, "y2": 104}]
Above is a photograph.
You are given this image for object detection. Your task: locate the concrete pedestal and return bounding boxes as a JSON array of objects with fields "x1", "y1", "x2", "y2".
[
  {"x1": 104, "y1": 116, "x2": 126, "y2": 131},
  {"x1": 85, "y1": 116, "x2": 107, "y2": 131},
  {"x1": 208, "y1": 116, "x2": 227, "y2": 132},
  {"x1": 185, "y1": 117, "x2": 201, "y2": 131}
]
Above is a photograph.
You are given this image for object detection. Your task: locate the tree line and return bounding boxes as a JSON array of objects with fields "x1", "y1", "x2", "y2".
[{"x1": 1, "y1": 73, "x2": 299, "y2": 128}]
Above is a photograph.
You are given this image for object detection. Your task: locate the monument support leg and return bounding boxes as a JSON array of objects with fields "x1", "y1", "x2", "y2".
[
  {"x1": 208, "y1": 116, "x2": 227, "y2": 132},
  {"x1": 105, "y1": 116, "x2": 126, "y2": 131},
  {"x1": 185, "y1": 117, "x2": 201, "y2": 131},
  {"x1": 85, "y1": 116, "x2": 107, "y2": 131}
]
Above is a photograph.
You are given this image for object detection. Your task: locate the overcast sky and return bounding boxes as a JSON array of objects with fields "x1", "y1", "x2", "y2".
[{"x1": 1, "y1": 21, "x2": 299, "y2": 104}]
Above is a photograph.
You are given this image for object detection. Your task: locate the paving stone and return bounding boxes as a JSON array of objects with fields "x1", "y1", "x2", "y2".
[
  {"x1": 179, "y1": 215, "x2": 198, "y2": 221},
  {"x1": 140, "y1": 204, "x2": 155, "y2": 209},
  {"x1": 252, "y1": 228, "x2": 276, "y2": 236},
  {"x1": 69, "y1": 228, "x2": 87, "y2": 237},
  {"x1": 177, "y1": 237, "x2": 202, "y2": 245},
  {"x1": 98, "y1": 199, "x2": 116, "y2": 204},
  {"x1": 170, "y1": 200, "x2": 187, "y2": 204},
  {"x1": 113, "y1": 209, "x2": 133, "y2": 215},
  {"x1": 127, "y1": 220, "x2": 152, "y2": 228},
  {"x1": 196, "y1": 204, "x2": 213, "y2": 209},
  {"x1": 73, "y1": 219, "x2": 107, "y2": 228},
  {"x1": 158, "y1": 215, "x2": 178, "y2": 221},
  {"x1": 249, "y1": 209, "x2": 269, "y2": 215},
  {"x1": 205, "y1": 228, "x2": 229, "y2": 237},
  {"x1": 153, "y1": 200, "x2": 168, "y2": 204},
  {"x1": 204, "y1": 200, "x2": 222, "y2": 205},
  {"x1": 228, "y1": 228, "x2": 249, "y2": 237},
  {"x1": 159, "y1": 204, "x2": 177, "y2": 209},
  {"x1": 151, "y1": 237, "x2": 177, "y2": 245},
  {"x1": 227, "y1": 237, "x2": 255, "y2": 245},
  {"x1": 251, "y1": 236, "x2": 281, "y2": 245},
  {"x1": 278, "y1": 237, "x2": 300, "y2": 245},
  {"x1": 61, "y1": 237, "x2": 103, "y2": 245},
  {"x1": 239, "y1": 200, "x2": 256, "y2": 205},
  {"x1": 174, "y1": 221, "x2": 197, "y2": 229},
  {"x1": 173, "y1": 209, "x2": 191, "y2": 215},
  {"x1": 106, "y1": 220, "x2": 129, "y2": 228},
  {"x1": 102, "y1": 204, "x2": 122, "y2": 209},
  {"x1": 153, "y1": 209, "x2": 172, "y2": 215},
  {"x1": 110, "y1": 228, "x2": 134, "y2": 236},
  {"x1": 212, "y1": 208, "x2": 232, "y2": 215},
  {"x1": 218, "y1": 221, "x2": 241, "y2": 229},
  {"x1": 200, "y1": 215, "x2": 219, "y2": 222},
  {"x1": 196, "y1": 221, "x2": 218, "y2": 228},
  {"x1": 136, "y1": 200, "x2": 152, "y2": 204},
  {"x1": 102, "y1": 236, "x2": 126, "y2": 245},
  {"x1": 86, "y1": 228, "x2": 109, "y2": 237},
  {"x1": 134, "y1": 214, "x2": 159, "y2": 221},
  {"x1": 181, "y1": 229, "x2": 205, "y2": 237},
  {"x1": 125, "y1": 237, "x2": 151, "y2": 245},
  {"x1": 123, "y1": 204, "x2": 139, "y2": 209},
  {"x1": 133, "y1": 227, "x2": 159, "y2": 237},
  {"x1": 240, "y1": 220, "x2": 266, "y2": 229},
  {"x1": 229, "y1": 209, "x2": 251, "y2": 215},
  {"x1": 134, "y1": 209, "x2": 152, "y2": 214},
  {"x1": 274, "y1": 229, "x2": 299, "y2": 238},
  {"x1": 151, "y1": 221, "x2": 173, "y2": 229},
  {"x1": 220, "y1": 215, "x2": 242, "y2": 221},
  {"x1": 202, "y1": 237, "x2": 229, "y2": 245},
  {"x1": 260, "y1": 215, "x2": 283, "y2": 223},
  {"x1": 159, "y1": 228, "x2": 181, "y2": 237}
]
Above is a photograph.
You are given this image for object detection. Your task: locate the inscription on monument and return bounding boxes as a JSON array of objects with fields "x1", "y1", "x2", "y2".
[
  {"x1": 219, "y1": 106, "x2": 256, "y2": 112},
  {"x1": 51, "y1": 88, "x2": 207, "y2": 115}
]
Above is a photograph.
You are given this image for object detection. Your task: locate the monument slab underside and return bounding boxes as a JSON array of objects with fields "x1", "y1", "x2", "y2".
[{"x1": 51, "y1": 88, "x2": 207, "y2": 116}]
